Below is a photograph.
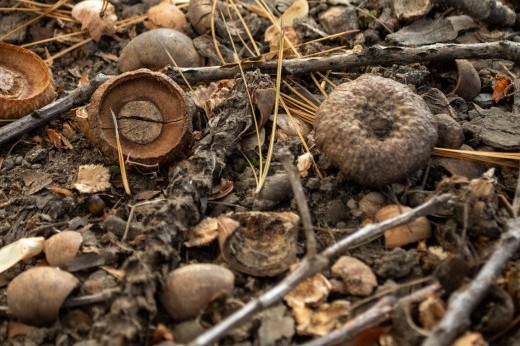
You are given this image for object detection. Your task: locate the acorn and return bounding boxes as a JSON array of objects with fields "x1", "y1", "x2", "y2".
[
  {"x1": 160, "y1": 264, "x2": 234, "y2": 321},
  {"x1": 314, "y1": 75, "x2": 437, "y2": 187},
  {"x1": 0, "y1": 42, "x2": 55, "y2": 119},
  {"x1": 78, "y1": 69, "x2": 194, "y2": 166},
  {"x1": 118, "y1": 29, "x2": 203, "y2": 72},
  {"x1": 375, "y1": 204, "x2": 431, "y2": 248},
  {"x1": 7, "y1": 267, "x2": 79, "y2": 326},
  {"x1": 44, "y1": 231, "x2": 83, "y2": 269}
]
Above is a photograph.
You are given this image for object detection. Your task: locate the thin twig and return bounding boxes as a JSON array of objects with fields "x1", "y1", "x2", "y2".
[
  {"x1": 189, "y1": 193, "x2": 454, "y2": 346},
  {"x1": 422, "y1": 217, "x2": 520, "y2": 346},
  {"x1": 277, "y1": 146, "x2": 316, "y2": 256}
]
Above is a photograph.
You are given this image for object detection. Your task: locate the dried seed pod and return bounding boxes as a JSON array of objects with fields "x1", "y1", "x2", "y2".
[
  {"x1": 0, "y1": 42, "x2": 55, "y2": 119},
  {"x1": 79, "y1": 69, "x2": 194, "y2": 166},
  {"x1": 7, "y1": 267, "x2": 79, "y2": 326},
  {"x1": 160, "y1": 264, "x2": 234, "y2": 321},
  {"x1": 331, "y1": 256, "x2": 377, "y2": 296},
  {"x1": 315, "y1": 75, "x2": 437, "y2": 187},
  {"x1": 118, "y1": 29, "x2": 203, "y2": 72},
  {"x1": 44, "y1": 231, "x2": 83, "y2": 269},
  {"x1": 218, "y1": 212, "x2": 299, "y2": 277},
  {"x1": 375, "y1": 204, "x2": 431, "y2": 248}
]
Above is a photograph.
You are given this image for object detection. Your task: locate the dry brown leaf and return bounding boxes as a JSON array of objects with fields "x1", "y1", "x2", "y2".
[
  {"x1": 492, "y1": 76, "x2": 513, "y2": 102},
  {"x1": 73, "y1": 164, "x2": 111, "y2": 193},
  {"x1": 71, "y1": 0, "x2": 117, "y2": 41},
  {"x1": 291, "y1": 300, "x2": 350, "y2": 336},
  {"x1": 145, "y1": 0, "x2": 188, "y2": 33},
  {"x1": 284, "y1": 272, "x2": 331, "y2": 308}
]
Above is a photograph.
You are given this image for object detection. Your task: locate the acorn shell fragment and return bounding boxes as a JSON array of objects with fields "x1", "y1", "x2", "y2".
[
  {"x1": 0, "y1": 43, "x2": 55, "y2": 119},
  {"x1": 218, "y1": 212, "x2": 300, "y2": 277},
  {"x1": 7, "y1": 267, "x2": 79, "y2": 326},
  {"x1": 79, "y1": 69, "x2": 194, "y2": 166},
  {"x1": 44, "y1": 231, "x2": 83, "y2": 269},
  {"x1": 315, "y1": 75, "x2": 437, "y2": 187}
]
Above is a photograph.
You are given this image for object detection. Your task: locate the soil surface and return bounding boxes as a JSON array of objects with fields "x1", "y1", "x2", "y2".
[{"x1": 1, "y1": 0, "x2": 520, "y2": 345}]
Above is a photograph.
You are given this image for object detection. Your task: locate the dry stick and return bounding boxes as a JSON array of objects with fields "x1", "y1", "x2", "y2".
[
  {"x1": 277, "y1": 147, "x2": 316, "y2": 256},
  {"x1": 422, "y1": 217, "x2": 520, "y2": 346},
  {"x1": 2, "y1": 41, "x2": 520, "y2": 145},
  {"x1": 166, "y1": 41, "x2": 520, "y2": 83},
  {"x1": 189, "y1": 193, "x2": 454, "y2": 346},
  {"x1": 302, "y1": 282, "x2": 441, "y2": 346},
  {"x1": 0, "y1": 74, "x2": 109, "y2": 145}
]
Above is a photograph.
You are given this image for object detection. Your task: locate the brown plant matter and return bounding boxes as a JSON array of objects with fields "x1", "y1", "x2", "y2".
[{"x1": 315, "y1": 74, "x2": 437, "y2": 187}]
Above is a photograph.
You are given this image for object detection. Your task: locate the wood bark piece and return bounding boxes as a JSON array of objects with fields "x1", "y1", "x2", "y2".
[{"x1": 3, "y1": 41, "x2": 520, "y2": 145}]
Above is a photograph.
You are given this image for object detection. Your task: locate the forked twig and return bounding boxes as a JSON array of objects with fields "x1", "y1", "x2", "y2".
[{"x1": 189, "y1": 193, "x2": 454, "y2": 346}]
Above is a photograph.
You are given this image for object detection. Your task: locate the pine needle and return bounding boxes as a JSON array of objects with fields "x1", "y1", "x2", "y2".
[
  {"x1": 432, "y1": 148, "x2": 520, "y2": 168},
  {"x1": 110, "y1": 109, "x2": 131, "y2": 195}
]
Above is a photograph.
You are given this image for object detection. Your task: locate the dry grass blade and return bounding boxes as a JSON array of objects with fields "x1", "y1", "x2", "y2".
[
  {"x1": 228, "y1": 0, "x2": 261, "y2": 56},
  {"x1": 224, "y1": 4, "x2": 255, "y2": 57},
  {"x1": 256, "y1": 22, "x2": 284, "y2": 194},
  {"x1": 110, "y1": 109, "x2": 131, "y2": 195},
  {"x1": 432, "y1": 148, "x2": 520, "y2": 168},
  {"x1": 0, "y1": 0, "x2": 69, "y2": 41}
]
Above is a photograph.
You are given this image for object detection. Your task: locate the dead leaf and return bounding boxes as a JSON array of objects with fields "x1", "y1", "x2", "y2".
[
  {"x1": 73, "y1": 164, "x2": 111, "y2": 193},
  {"x1": 291, "y1": 300, "x2": 351, "y2": 336},
  {"x1": 0, "y1": 237, "x2": 45, "y2": 274},
  {"x1": 492, "y1": 76, "x2": 513, "y2": 102},
  {"x1": 284, "y1": 273, "x2": 331, "y2": 308},
  {"x1": 71, "y1": 0, "x2": 117, "y2": 41}
]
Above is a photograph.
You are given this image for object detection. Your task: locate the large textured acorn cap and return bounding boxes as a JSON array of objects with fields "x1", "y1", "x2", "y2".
[
  {"x1": 0, "y1": 43, "x2": 55, "y2": 119},
  {"x1": 315, "y1": 74, "x2": 437, "y2": 187},
  {"x1": 79, "y1": 69, "x2": 194, "y2": 165}
]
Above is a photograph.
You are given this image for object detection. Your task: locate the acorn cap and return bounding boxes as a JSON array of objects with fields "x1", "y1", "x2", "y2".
[
  {"x1": 0, "y1": 42, "x2": 55, "y2": 119},
  {"x1": 315, "y1": 74, "x2": 437, "y2": 187},
  {"x1": 79, "y1": 69, "x2": 194, "y2": 166}
]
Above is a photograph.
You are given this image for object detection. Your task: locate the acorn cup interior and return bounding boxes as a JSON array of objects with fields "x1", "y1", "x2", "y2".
[
  {"x1": 0, "y1": 42, "x2": 55, "y2": 119},
  {"x1": 83, "y1": 69, "x2": 193, "y2": 165}
]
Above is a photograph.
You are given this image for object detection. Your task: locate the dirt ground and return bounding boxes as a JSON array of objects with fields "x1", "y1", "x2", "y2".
[{"x1": 1, "y1": 0, "x2": 520, "y2": 345}]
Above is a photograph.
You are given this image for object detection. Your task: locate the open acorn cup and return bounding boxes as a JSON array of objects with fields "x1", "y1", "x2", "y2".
[
  {"x1": 79, "y1": 69, "x2": 194, "y2": 166},
  {"x1": 0, "y1": 42, "x2": 56, "y2": 119}
]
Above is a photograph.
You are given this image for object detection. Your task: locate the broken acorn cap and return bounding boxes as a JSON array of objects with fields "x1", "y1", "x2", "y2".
[
  {"x1": 315, "y1": 74, "x2": 437, "y2": 187},
  {"x1": 79, "y1": 69, "x2": 194, "y2": 166},
  {"x1": 0, "y1": 42, "x2": 55, "y2": 119}
]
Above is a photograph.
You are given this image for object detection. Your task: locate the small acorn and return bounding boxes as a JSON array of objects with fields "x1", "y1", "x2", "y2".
[
  {"x1": 44, "y1": 231, "x2": 83, "y2": 269},
  {"x1": 118, "y1": 29, "x2": 203, "y2": 72},
  {"x1": 160, "y1": 264, "x2": 234, "y2": 321},
  {"x1": 315, "y1": 75, "x2": 437, "y2": 187},
  {"x1": 7, "y1": 267, "x2": 79, "y2": 326}
]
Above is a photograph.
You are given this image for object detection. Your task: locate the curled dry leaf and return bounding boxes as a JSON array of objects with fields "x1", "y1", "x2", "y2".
[
  {"x1": 284, "y1": 273, "x2": 331, "y2": 308},
  {"x1": 0, "y1": 237, "x2": 44, "y2": 274},
  {"x1": 297, "y1": 152, "x2": 313, "y2": 178},
  {"x1": 491, "y1": 76, "x2": 513, "y2": 102},
  {"x1": 145, "y1": 0, "x2": 188, "y2": 33},
  {"x1": 331, "y1": 256, "x2": 378, "y2": 296},
  {"x1": 264, "y1": 0, "x2": 308, "y2": 51},
  {"x1": 291, "y1": 300, "x2": 351, "y2": 336},
  {"x1": 218, "y1": 212, "x2": 299, "y2": 276},
  {"x1": 375, "y1": 204, "x2": 431, "y2": 248},
  {"x1": 418, "y1": 293, "x2": 446, "y2": 330},
  {"x1": 452, "y1": 59, "x2": 481, "y2": 100},
  {"x1": 71, "y1": 0, "x2": 117, "y2": 42},
  {"x1": 184, "y1": 217, "x2": 219, "y2": 247},
  {"x1": 73, "y1": 164, "x2": 111, "y2": 193}
]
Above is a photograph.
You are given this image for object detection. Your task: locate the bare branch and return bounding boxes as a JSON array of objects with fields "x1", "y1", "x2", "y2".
[{"x1": 422, "y1": 218, "x2": 520, "y2": 346}]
